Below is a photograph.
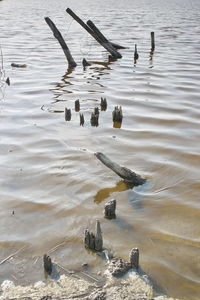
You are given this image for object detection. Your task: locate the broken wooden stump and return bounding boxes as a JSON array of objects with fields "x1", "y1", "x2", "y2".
[
  {"x1": 112, "y1": 106, "x2": 123, "y2": 122},
  {"x1": 84, "y1": 220, "x2": 103, "y2": 251},
  {"x1": 129, "y1": 248, "x2": 139, "y2": 269},
  {"x1": 75, "y1": 99, "x2": 80, "y2": 111},
  {"x1": 100, "y1": 97, "x2": 107, "y2": 111},
  {"x1": 43, "y1": 254, "x2": 52, "y2": 275},
  {"x1": 80, "y1": 113, "x2": 84, "y2": 126},
  {"x1": 94, "y1": 107, "x2": 99, "y2": 116},
  {"x1": 45, "y1": 17, "x2": 77, "y2": 68},
  {"x1": 90, "y1": 112, "x2": 99, "y2": 127},
  {"x1": 104, "y1": 199, "x2": 116, "y2": 219},
  {"x1": 65, "y1": 108, "x2": 71, "y2": 121},
  {"x1": 134, "y1": 44, "x2": 139, "y2": 64},
  {"x1": 95, "y1": 152, "x2": 146, "y2": 185},
  {"x1": 82, "y1": 58, "x2": 91, "y2": 67},
  {"x1": 66, "y1": 8, "x2": 122, "y2": 59},
  {"x1": 107, "y1": 258, "x2": 131, "y2": 276}
]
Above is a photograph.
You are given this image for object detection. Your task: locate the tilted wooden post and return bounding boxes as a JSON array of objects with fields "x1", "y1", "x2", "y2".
[
  {"x1": 66, "y1": 8, "x2": 122, "y2": 59},
  {"x1": 45, "y1": 17, "x2": 77, "y2": 68}
]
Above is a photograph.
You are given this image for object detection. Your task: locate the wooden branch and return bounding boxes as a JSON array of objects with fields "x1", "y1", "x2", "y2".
[
  {"x1": 95, "y1": 152, "x2": 146, "y2": 185},
  {"x1": 87, "y1": 20, "x2": 126, "y2": 50},
  {"x1": 66, "y1": 8, "x2": 122, "y2": 59},
  {"x1": 45, "y1": 17, "x2": 77, "y2": 68}
]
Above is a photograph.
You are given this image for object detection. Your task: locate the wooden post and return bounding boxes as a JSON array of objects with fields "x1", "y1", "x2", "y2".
[
  {"x1": 80, "y1": 113, "x2": 84, "y2": 126},
  {"x1": 134, "y1": 44, "x2": 139, "y2": 63},
  {"x1": 66, "y1": 8, "x2": 122, "y2": 59},
  {"x1": 95, "y1": 152, "x2": 146, "y2": 185},
  {"x1": 101, "y1": 97, "x2": 107, "y2": 111},
  {"x1": 151, "y1": 32, "x2": 155, "y2": 51},
  {"x1": 112, "y1": 106, "x2": 123, "y2": 122},
  {"x1": 129, "y1": 248, "x2": 139, "y2": 269},
  {"x1": 65, "y1": 108, "x2": 71, "y2": 121},
  {"x1": 43, "y1": 254, "x2": 52, "y2": 275},
  {"x1": 84, "y1": 220, "x2": 103, "y2": 251},
  {"x1": 75, "y1": 99, "x2": 80, "y2": 111},
  {"x1": 104, "y1": 199, "x2": 116, "y2": 218},
  {"x1": 90, "y1": 112, "x2": 99, "y2": 126},
  {"x1": 82, "y1": 58, "x2": 91, "y2": 67},
  {"x1": 95, "y1": 220, "x2": 103, "y2": 251},
  {"x1": 45, "y1": 17, "x2": 77, "y2": 68}
]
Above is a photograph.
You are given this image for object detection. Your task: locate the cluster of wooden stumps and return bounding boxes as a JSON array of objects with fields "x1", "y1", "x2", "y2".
[
  {"x1": 45, "y1": 8, "x2": 155, "y2": 68},
  {"x1": 65, "y1": 97, "x2": 123, "y2": 127},
  {"x1": 43, "y1": 153, "x2": 145, "y2": 276}
]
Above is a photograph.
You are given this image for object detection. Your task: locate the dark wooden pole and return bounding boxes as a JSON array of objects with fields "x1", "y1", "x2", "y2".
[
  {"x1": 87, "y1": 20, "x2": 126, "y2": 50},
  {"x1": 151, "y1": 32, "x2": 155, "y2": 51},
  {"x1": 45, "y1": 17, "x2": 77, "y2": 68},
  {"x1": 66, "y1": 8, "x2": 122, "y2": 59}
]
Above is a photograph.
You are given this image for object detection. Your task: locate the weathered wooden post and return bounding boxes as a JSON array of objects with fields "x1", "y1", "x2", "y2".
[
  {"x1": 94, "y1": 107, "x2": 99, "y2": 116},
  {"x1": 95, "y1": 152, "x2": 146, "y2": 185},
  {"x1": 84, "y1": 220, "x2": 103, "y2": 251},
  {"x1": 66, "y1": 8, "x2": 122, "y2": 59},
  {"x1": 80, "y1": 113, "x2": 84, "y2": 126},
  {"x1": 75, "y1": 99, "x2": 80, "y2": 111},
  {"x1": 134, "y1": 44, "x2": 139, "y2": 64},
  {"x1": 90, "y1": 112, "x2": 99, "y2": 126},
  {"x1": 45, "y1": 17, "x2": 77, "y2": 68},
  {"x1": 82, "y1": 58, "x2": 91, "y2": 67},
  {"x1": 151, "y1": 32, "x2": 155, "y2": 52},
  {"x1": 112, "y1": 106, "x2": 123, "y2": 122},
  {"x1": 101, "y1": 97, "x2": 107, "y2": 111},
  {"x1": 65, "y1": 108, "x2": 71, "y2": 121},
  {"x1": 129, "y1": 248, "x2": 139, "y2": 269},
  {"x1": 104, "y1": 199, "x2": 116, "y2": 218},
  {"x1": 43, "y1": 254, "x2": 52, "y2": 275}
]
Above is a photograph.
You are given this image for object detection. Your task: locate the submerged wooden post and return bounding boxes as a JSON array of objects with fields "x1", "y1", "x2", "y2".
[
  {"x1": 151, "y1": 32, "x2": 155, "y2": 51},
  {"x1": 45, "y1": 17, "x2": 77, "y2": 68},
  {"x1": 90, "y1": 112, "x2": 99, "y2": 127},
  {"x1": 95, "y1": 152, "x2": 146, "y2": 185},
  {"x1": 75, "y1": 99, "x2": 80, "y2": 111},
  {"x1": 84, "y1": 220, "x2": 103, "y2": 251},
  {"x1": 134, "y1": 44, "x2": 139, "y2": 63},
  {"x1": 112, "y1": 106, "x2": 123, "y2": 122},
  {"x1": 65, "y1": 108, "x2": 71, "y2": 121},
  {"x1": 101, "y1": 97, "x2": 107, "y2": 111},
  {"x1": 80, "y1": 113, "x2": 84, "y2": 126},
  {"x1": 66, "y1": 8, "x2": 122, "y2": 59},
  {"x1": 104, "y1": 199, "x2": 116, "y2": 218},
  {"x1": 43, "y1": 254, "x2": 52, "y2": 275},
  {"x1": 82, "y1": 58, "x2": 91, "y2": 67},
  {"x1": 129, "y1": 248, "x2": 139, "y2": 269}
]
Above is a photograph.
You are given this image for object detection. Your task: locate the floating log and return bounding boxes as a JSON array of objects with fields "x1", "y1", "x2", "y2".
[
  {"x1": 82, "y1": 58, "x2": 91, "y2": 67},
  {"x1": 129, "y1": 248, "x2": 139, "y2": 269},
  {"x1": 112, "y1": 106, "x2": 123, "y2": 122},
  {"x1": 43, "y1": 254, "x2": 52, "y2": 275},
  {"x1": 80, "y1": 113, "x2": 84, "y2": 126},
  {"x1": 95, "y1": 152, "x2": 146, "y2": 185},
  {"x1": 134, "y1": 44, "x2": 139, "y2": 63},
  {"x1": 65, "y1": 108, "x2": 71, "y2": 121},
  {"x1": 90, "y1": 112, "x2": 99, "y2": 127},
  {"x1": 151, "y1": 32, "x2": 155, "y2": 52},
  {"x1": 75, "y1": 99, "x2": 80, "y2": 111},
  {"x1": 66, "y1": 8, "x2": 122, "y2": 59},
  {"x1": 100, "y1": 97, "x2": 107, "y2": 111},
  {"x1": 87, "y1": 20, "x2": 126, "y2": 50},
  {"x1": 104, "y1": 199, "x2": 116, "y2": 218},
  {"x1": 45, "y1": 17, "x2": 77, "y2": 68},
  {"x1": 11, "y1": 63, "x2": 27, "y2": 68},
  {"x1": 84, "y1": 220, "x2": 103, "y2": 251}
]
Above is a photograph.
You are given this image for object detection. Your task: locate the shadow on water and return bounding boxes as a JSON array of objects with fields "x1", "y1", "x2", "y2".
[{"x1": 94, "y1": 180, "x2": 134, "y2": 204}]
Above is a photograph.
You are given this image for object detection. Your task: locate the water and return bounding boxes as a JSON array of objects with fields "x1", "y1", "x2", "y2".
[{"x1": 0, "y1": 0, "x2": 200, "y2": 299}]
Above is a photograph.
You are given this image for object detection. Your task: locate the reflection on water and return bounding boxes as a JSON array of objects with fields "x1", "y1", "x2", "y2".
[{"x1": 1, "y1": 0, "x2": 200, "y2": 299}]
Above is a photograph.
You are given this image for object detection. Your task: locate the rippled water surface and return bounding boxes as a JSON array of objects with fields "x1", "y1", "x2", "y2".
[{"x1": 0, "y1": 0, "x2": 200, "y2": 299}]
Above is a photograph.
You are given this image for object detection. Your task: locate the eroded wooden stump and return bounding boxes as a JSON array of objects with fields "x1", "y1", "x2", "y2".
[
  {"x1": 80, "y1": 113, "x2": 84, "y2": 126},
  {"x1": 104, "y1": 199, "x2": 116, "y2": 219},
  {"x1": 82, "y1": 58, "x2": 91, "y2": 67},
  {"x1": 129, "y1": 248, "x2": 139, "y2": 269},
  {"x1": 84, "y1": 220, "x2": 103, "y2": 251},
  {"x1": 112, "y1": 106, "x2": 123, "y2": 122},
  {"x1": 75, "y1": 99, "x2": 80, "y2": 111},
  {"x1": 43, "y1": 254, "x2": 52, "y2": 275},
  {"x1": 65, "y1": 108, "x2": 71, "y2": 121},
  {"x1": 90, "y1": 112, "x2": 99, "y2": 127},
  {"x1": 100, "y1": 97, "x2": 107, "y2": 111}
]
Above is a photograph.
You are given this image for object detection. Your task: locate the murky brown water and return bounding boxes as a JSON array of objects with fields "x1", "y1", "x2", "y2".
[{"x1": 0, "y1": 0, "x2": 200, "y2": 299}]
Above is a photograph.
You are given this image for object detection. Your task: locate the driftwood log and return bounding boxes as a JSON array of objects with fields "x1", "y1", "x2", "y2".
[
  {"x1": 95, "y1": 152, "x2": 146, "y2": 185},
  {"x1": 66, "y1": 8, "x2": 122, "y2": 59},
  {"x1": 45, "y1": 17, "x2": 77, "y2": 68}
]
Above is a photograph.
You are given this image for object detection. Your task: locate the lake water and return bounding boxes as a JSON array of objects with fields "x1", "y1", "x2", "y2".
[{"x1": 0, "y1": 0, "x2": 200, "y2": 299}]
